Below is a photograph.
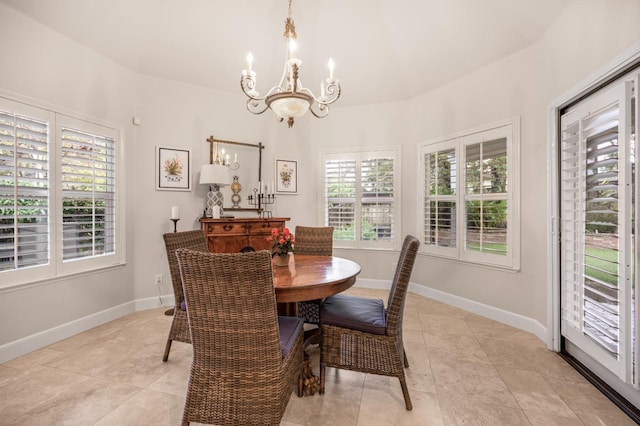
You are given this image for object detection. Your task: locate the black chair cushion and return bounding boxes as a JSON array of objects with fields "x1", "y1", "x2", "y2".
[
  {"x1": 320, "y1": 293, "x2": 387, "y2": 335},
  {"x1": 278, "y1": 316, "x2": 304, "y2": 357}
]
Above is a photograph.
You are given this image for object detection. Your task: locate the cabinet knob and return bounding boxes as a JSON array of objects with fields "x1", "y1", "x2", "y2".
[{"x1": 223, "y1": 224, "x2": 233, "y2": 231}]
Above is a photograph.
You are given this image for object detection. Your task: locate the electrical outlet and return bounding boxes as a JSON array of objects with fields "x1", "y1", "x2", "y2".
[{"x1": 155, "y1": 274, "x2": 163, "y2": 286}]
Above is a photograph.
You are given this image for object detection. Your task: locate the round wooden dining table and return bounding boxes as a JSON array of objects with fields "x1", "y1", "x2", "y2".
[
  {"x1": 271, "y1": 254, "x2": 361, "y2": 396},
  {"x1": 272, "y1": 254, "x2": 361, "y2": 304}
]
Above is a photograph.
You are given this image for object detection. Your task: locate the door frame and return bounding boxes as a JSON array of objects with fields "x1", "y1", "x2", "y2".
[
  {"x1": 547, "y1": 43, "x2": 640, "y2": 412},
  {"x1": 548, "y1": 41, "x2": 640, "y2": 353}
]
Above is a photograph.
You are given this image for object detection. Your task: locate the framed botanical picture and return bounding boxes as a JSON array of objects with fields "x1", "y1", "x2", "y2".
[
  {"x1": 275, "y1": 159, "x2": 297, "y2": 194},
  {"x1": 156, "y1": 146, "x2": 191, "y2": 191}
]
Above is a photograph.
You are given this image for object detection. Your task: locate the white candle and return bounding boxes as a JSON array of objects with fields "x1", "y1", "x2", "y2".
[
  {"x1": 226, "y1": 154, "x2": 230, "y2": 164},
  {"x1": 171, "y1": 206, "x2": 179, "y2": 220},
  {"x1": 271, "y1": 181, "x2": 274, "y2": 195},
  {"x1": 288, "y1": 39, "x2": 297, "y2": 60},
  {"x1": 246, "y1": 52, "x2": 253, "y2": 73},
  {"x1": 234, "y1": 153, "x2": 238, "y2": 163},
  {"x1": 328, "y1": 58, "x2": 335, "y2": 79}
]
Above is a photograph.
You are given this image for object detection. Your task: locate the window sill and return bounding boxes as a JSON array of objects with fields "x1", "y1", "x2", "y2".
[
  {"x1": 419, "y1": 251, "x2": 520, "y2": 273},
  {"x1": 0, "y1": 262, "x2": 127, "y2": 294}
]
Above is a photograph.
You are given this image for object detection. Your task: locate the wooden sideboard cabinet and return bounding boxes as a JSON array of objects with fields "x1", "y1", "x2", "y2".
[{"x1": 199, "y1": 217, "x2": 290, "y2": 253}]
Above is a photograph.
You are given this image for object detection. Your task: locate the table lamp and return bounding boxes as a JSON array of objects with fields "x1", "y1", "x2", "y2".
[{"x1": 200, "y1": 163, "x2": 230, "y2": 217}]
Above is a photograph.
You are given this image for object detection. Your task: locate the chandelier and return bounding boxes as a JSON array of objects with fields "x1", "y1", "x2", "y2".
[{"x1": 240, "y1": 0, "x2": 341, "y2": 128}]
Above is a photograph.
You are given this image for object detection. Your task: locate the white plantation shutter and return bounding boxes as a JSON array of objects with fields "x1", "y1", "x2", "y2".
[
  {"x1": 324, "y1": 158, "x2": 356, "y2": 241},
  {"x1": 421, "y1": 141, "x2": 458, "y2": 257},
  {"x1": 560, "y1": 118, "x2": 584, "y2": 331},
  {"x1": 463, "y1": 137, "x2": 508, "y2": 257},
  {"x1": 322, "y1": 148, "x2": 400, "y2": 249},
  {"x1": 61, "y1": 125, "x2": 116, "y2": 261},
  {"x1": 583, "y1": 104, "x2": 622, "y2": 355},
  {"x1": 0, "y1": 107, "x2": 50, "y2": 272},
  {"x1": 559, "y1": 81, "x2": 631, "y2": 379},
  {"x1": 361, "y1": 157, "x2": 394, "y2": 241}
]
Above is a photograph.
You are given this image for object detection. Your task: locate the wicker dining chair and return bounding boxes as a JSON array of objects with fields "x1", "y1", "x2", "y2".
[
  {"x1": 176, "y1": 249, "x2": 304, "y2": 426},
  {"x1": 294, "y1": 226, "x2": 333, "y2": 324},
  {"x1": 161, "y1": 230, "x2": 209, "y2": 362},
  {"x1": 319, "y1": 235, "x2": 420, "y2": 410}
]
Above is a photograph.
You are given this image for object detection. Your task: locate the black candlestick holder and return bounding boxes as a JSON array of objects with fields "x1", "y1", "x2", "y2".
[
  {"x1": 248, "y1": 188, "x2": 275, "y2": 218},
  {"x1": 171, "y1": 218, "x2": 179, "y2": 233}
]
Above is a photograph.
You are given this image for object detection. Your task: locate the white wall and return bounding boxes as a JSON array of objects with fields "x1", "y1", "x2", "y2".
[
  {"x1": 2, "y1": 0, "x2": 640, "y2": 355},
  {"x1": 0, "y1": 5, "x2": 137, "y2": 347}
]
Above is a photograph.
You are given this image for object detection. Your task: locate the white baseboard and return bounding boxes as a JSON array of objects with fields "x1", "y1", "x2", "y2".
[
  {"x1": 0, "y1": 282, "x2": 549, "y2": 364},
  {"x1": 135, "y1": 294, "x2": 174, "y2": 311},
  {"x1": 0, "y1": 301, "x2": 136, "y2": 364},
  {"x1": 355, "y1": 278, "x2": 549, "y2": 346}
]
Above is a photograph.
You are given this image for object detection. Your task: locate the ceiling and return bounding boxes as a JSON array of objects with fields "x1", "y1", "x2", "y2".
[{"x1": 1, "y1": 0, "x2": 572, "y2": 107}]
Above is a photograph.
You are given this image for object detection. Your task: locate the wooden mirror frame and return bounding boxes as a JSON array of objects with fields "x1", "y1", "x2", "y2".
[{"x1": 206, "y1": 135, "x2": 264, "y2": 213}]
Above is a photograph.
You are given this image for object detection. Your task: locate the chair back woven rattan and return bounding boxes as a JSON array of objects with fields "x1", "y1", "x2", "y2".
[
  {"x1": 294, "y1": 226, "x2": 334, "y2": 324},
  {"x1": 176, "y1": 249, "x2": 303, "y2": 426},
  {"x1": 162, "y1": 230, "x2": 209, "y2": 362},
  {"x1": 319, "y1": 234, "x2": 420, "y2": 410},
  {"x1": 294, "y1": 226, "x2": 333, "y2": 256}
]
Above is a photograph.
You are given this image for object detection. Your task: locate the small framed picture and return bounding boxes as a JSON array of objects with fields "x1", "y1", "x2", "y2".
[
  {"x1": 275, "y1": 159, "x2": 297, "y2": 194},
  {"x1": 156, "y1": 146, "x2": 191, "y2": 191}
]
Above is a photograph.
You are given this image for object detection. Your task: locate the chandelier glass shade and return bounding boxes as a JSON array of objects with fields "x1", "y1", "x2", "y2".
[{"x1": 240, "y1": 0, "x2": 341, "y2": 128}]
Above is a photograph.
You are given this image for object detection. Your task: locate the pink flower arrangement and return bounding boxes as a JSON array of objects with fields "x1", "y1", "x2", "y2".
[{"x1": 266, "y1": 227, "x2": 295, "y2": 257}]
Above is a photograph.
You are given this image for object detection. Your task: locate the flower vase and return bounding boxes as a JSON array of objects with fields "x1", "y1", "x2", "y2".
[{"x1": 275, "y1": 253, "x2": 290, "y2": 267}]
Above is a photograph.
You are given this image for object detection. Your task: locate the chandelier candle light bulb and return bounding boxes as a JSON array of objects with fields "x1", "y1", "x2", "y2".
[
  {"x1": 289, "y1": 39, "x2": 297, "y2": 59},
  {"x1": 246, "y1": 52, "x2": 253, "y2": 73}
]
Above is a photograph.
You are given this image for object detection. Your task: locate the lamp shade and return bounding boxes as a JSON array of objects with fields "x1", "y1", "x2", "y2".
[{"x1": 199, "y1": 164, "x2": 230, "y2": 186}]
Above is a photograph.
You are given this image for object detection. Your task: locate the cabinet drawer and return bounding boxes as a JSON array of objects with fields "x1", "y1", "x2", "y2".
[
  {"x1": 249, "y1": 221, "x2": 284, "y2": 235},
  {"x1": 206, "y1": 223, "x2": 246, "y2": 235}
]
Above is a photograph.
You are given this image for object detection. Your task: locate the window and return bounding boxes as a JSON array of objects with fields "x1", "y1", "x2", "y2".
[
  {"x1": 321, "y1": 148, "x2": 400, "y2": 249},
  {"x1": 0, "y1": 96, "x2": 123, "y2": 286},
  {"x1": 419, "y1": 119, "x2": 520, "y2": 270}
]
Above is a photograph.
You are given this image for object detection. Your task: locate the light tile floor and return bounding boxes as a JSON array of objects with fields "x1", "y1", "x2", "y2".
[{"x1": 0, "y1": 288, "x2": 635, "y2": 425}]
